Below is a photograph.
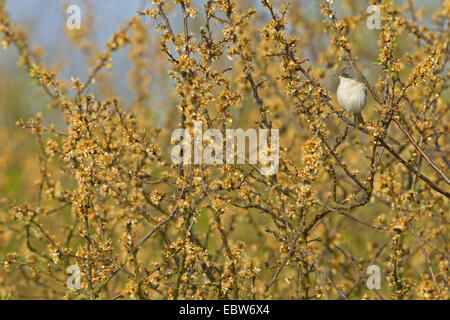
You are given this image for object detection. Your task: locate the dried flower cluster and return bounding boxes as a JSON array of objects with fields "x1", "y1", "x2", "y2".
[{"x1": 0, "y1": 0, "x2": 448, "y2": 300}]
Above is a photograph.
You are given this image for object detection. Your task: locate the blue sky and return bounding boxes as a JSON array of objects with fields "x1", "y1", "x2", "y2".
[
  {"x1": 2, "y1": 0, "x2": 152, "y2": 99},
  {"x1": 6, "y1": 0, "x2": 147, "y2": 47},
  {"x1": 1, "y1": 0, "x2": 443, "y2": 104}
]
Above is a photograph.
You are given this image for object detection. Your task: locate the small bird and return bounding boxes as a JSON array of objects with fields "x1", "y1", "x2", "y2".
[{"x1": 336, "y1": 64, "x2": 367, "y2": 125}]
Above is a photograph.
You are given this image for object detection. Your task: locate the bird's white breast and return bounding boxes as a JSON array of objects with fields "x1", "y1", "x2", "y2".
[{"x1": 337, "y1": 77, "x2": 367, "y2": 113}]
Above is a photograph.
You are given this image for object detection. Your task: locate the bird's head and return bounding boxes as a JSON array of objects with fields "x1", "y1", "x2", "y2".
[{"x1": 336, "y1": 64, "x2": 363, "y2": 81}]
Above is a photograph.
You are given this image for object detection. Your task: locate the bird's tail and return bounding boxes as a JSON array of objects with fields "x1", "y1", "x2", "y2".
[{"x1": 354, "y1": 112, "x2": 365, "y2": 126}]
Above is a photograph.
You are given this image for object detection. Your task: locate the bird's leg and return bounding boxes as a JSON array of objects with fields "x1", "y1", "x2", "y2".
[
  {"x1": 354, "y1": 113, "x2": 359, "y2": 127},
  {"x1": 354, "y1": 112, "x2": 365, "y2": 126}
]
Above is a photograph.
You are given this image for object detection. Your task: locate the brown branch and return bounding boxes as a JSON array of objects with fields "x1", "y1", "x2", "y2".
[
  {"x1": 394, "y1": 119, "x2": 450, "y2": 185},
  {"x1": 411, "y1": 230, "x2": 441, "y2": 293}
]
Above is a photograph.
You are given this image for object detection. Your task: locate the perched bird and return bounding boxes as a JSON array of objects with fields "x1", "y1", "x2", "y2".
[{"x1": 336, "y1": 64, "x2": 367, "y2": 125}]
